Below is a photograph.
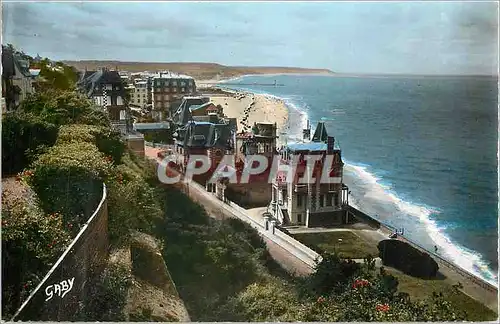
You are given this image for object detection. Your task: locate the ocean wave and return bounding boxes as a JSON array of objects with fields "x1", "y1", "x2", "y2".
[{"x1": 344, "y1": 161, "x2": 498, "y2": 286}]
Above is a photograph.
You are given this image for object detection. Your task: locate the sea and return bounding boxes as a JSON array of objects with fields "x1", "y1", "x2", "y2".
[{"x1": 217, "y1": 74, "x2": 499, "y2": 286}]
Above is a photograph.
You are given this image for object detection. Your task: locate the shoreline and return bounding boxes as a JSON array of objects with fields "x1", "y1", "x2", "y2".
[
  {"x1": 200, "y1": 80, "x2": 498, "y2": 289},
  {"x1": 202, "y1": 86, "x2": 292, "y2": 145}
]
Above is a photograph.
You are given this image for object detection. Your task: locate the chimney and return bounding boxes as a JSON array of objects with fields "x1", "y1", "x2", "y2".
[{"x1": 327, "y1": 136, "x2": 335, "y2": 154}]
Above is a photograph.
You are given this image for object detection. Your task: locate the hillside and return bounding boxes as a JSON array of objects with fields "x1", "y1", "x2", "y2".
[{"x1": 62, "y1": 61, "x2": 335, "y2": 80}]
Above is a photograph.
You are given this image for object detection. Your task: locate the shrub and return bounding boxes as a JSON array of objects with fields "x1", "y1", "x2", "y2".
[
  {"x1": 76, "y1": 264, "x2": 131, "y2": 321},
  {"x1": 2, "y1": 189, "x2": 71, "y2": 319},
  {"x1": 20, "y1": 90, "x2": 110, "y2": 127},
  {"x1": 378, "y1": 239, "x2": 439, "y2": 278},
  {"x1": 57, "y1": 124, "x2": 125, "y2": 164},
  {"x1": 28, "y1": 142, "x2": 112, "y2": 226},
  {"x1": 107, "y1": 166, "x2": 163, "y2": 245},
  {"x1": 1, "y1": 113, "x2": 59, "y2": 175}
]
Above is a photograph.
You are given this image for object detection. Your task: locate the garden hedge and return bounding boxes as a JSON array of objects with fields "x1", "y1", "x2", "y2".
[
  {"x1": 377, "y1": 239, "x2": 439, "y2": 279},
  {"x1": 57, "y1": 124, "x2": 125, "y2": 163},
  {"x1": 28, "y1": 142, "x2": 113, "y2": 226}
]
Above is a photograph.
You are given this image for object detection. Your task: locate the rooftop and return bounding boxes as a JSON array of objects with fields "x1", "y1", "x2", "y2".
[
  {"x1": 153, "y1": 71, "x2": 194, "y2": 80},
  {"x1": 133, "y1": 122, "x2": 171, "y2": 130},
  {"x1": 286, "y1": 142, "x2": 328, "y2": 152}
]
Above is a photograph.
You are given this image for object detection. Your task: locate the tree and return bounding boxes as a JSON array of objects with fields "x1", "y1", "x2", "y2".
[{"x1": 20, "y1": 90, "x2": 110, "y2": 127}]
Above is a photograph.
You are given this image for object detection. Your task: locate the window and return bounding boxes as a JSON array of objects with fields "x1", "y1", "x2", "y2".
[
  {"x1": 173, "y1": 88, "x2": 177, "y2": 92},
  {"x1": 326, "y1": 193, "x2": 333, "y2": 206},
  {"x1": 319, "y1": 195, "x2": 324, "y2": 207},
  {"x1": 181, "y1": 81, "x2": 186, "y2": 86},
  {"x1": 334, "y1": 193, "x2": 339, "y2": 206},
  {"x1": 111, "y1": 96, "x2": 117, "y2": 105},
  {"x1": 297, "y1": 194, "x2": 303, "y2": 207},
  {"x1": 297, "y1": 214, "x2": 302, "y2": 224},
  {"x1": 181, "y1": 87, "x2": 185, "y2": 92}
]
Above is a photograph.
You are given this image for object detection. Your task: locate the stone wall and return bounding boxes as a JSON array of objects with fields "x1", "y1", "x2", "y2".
[
  {"x1": 226, "y1": 182, "x2": 271, "y2": 208},
  {"x1": 12, "y1": 185, "x2": 109, "y2": 321}
]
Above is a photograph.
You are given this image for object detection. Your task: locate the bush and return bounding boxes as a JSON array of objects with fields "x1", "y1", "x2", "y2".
[
  {"x1": 1, "y1": 113, "x2": 59, "y2": 175},
  {"x1": 76, "y1": 264, "x2": 131, "y2": 321},
  {"x1": 106, "y1": 174, "x2": 163, "y2": 245},
  {"x1": 28, "y1": 142, "x2": 112, "y2": 226},
  {"x1": 378, "y1": 239, "x2": 439, "y2": 279},
  {"x1": 57, "y1": 124, "x2": 125, "y2": 164},
  {"x1": 20, "y1": 90, "x2": 110, "y2": 127},
  {"x1": 2, "y1": 189, "x2": 71, "y2": 319}
]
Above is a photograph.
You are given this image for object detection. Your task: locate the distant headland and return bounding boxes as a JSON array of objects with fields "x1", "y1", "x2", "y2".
[{"x1": 62, "y1": 60, "x2": 335, "y2": 80}]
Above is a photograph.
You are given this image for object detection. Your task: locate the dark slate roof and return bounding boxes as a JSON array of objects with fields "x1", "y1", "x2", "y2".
[
  {"x1": 177, "y1": 121, "x2": 233, "y2": 149},
  {"x1": 312, "y1": 121, "x2": 328, "y2": 143},
  {"x1": 173, "y1": 97, "x2": 206, "y2": 125},
  {"x1": 189, "y1": 102, "x2": 214, "y2": 112},
  {"x1": 78, "y1": 70, "x2": 123, "y2": 97}
]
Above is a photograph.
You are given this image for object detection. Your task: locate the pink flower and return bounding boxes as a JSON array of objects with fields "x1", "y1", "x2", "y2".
[{"x1": 376, "y1": 303, "x2": 390, "y2": 312}]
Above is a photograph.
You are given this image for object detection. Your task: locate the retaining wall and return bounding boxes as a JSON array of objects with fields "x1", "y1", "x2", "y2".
[{"x1": 12, "y1": 184, "x2": 109, "y2": 321}]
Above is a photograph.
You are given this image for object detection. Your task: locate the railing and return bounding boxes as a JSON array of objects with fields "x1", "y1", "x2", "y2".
[{"x1": 12, "y1": 184, "x2": 108, "y2": 321}]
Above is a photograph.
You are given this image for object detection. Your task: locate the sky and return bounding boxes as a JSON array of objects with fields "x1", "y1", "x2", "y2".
[{"x1": 2, "y1": 0, "x2": 498, "y2": 75}]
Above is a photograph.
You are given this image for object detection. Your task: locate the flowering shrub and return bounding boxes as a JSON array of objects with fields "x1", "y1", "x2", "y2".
[
  {"x1": 352, "y1": 278, "x2": 371, "y2": 289},
  {"x1": 2, "y1": 189, "x2": 71, "y2": 318}
]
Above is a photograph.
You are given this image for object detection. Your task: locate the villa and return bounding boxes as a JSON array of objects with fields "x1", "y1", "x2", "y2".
[{"x1": 270, "y1": 122, "x2": 351, "y2": 227}]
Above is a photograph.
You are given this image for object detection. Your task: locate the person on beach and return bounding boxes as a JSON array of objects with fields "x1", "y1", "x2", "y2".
[{"x1": 434, "y1": 245, "x2": 438, "y2": 253}]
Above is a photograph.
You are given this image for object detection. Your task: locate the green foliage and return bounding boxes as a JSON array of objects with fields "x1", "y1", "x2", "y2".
[
  {"x1": 378, "y1": 239, "x2": 439, "y2": 278},
  {"x1": 223, "y1": 280, "x2": 303, "y2": 321},
  {"x1": 20, "y1": 90, "x2": 110, "y2": 127},
  {"x1": 1, "y1": 113, "x2": 59, "y2": 175},
  {"x1": 107, "y1": 168, "x2": 163, "y2": 245},
  {"x1": 142, "y1": 129, "x2": 174, "y2": 144},
  {"x1": 34, "y1": 60, "x2": 78, "y2": 91},
  {"x1": 2, "y1": 190, "x2": 71, "y2": 319},
  {"x1": 77, "y1": 264, "x2": 131, "y2": 321},
  {"x1": 158, "y1": 187, "x2": 272, "y2": 321},
  {"x1": 57, "y1": 124, "x2": 125, "y2": 164},
  {"x1": 28, "y1": 142, "x2": 112, "y2": 225}
]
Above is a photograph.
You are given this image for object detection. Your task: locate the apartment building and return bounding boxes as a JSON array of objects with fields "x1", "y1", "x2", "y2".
[
  {"x1": 151, "y1": 72, "x2": 196, "y2": 121},
  {"x1": 129, "y1": 79, "x2": 149, "y2": 109}
]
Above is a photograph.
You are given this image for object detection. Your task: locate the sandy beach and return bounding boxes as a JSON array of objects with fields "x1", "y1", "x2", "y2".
[{"x1": 207, "y1": 89, "x2": 289, "y2": 144}]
